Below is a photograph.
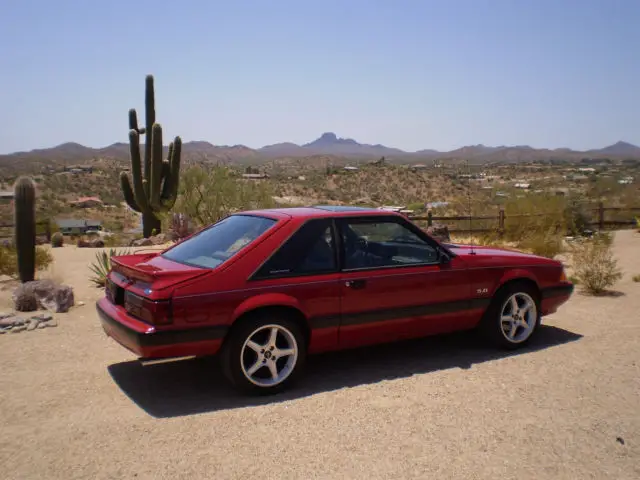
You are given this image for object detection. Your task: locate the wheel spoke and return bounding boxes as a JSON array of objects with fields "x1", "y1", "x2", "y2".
[
  {"x1": 267, "y1": 360, "x2": 278, "y2": 380},
  {"x1": 246, "y1": 340, "x2": 262, "y2": 353},
  {"x1": 508, "y1": 322, "x2": 518, "y2": 339},
  {"x1": 510, "y1": 296, "x2": 519, "y2": 313},
  {"x1": 246, "y1": 360, "x2": 263, "y2": 376},
  {"x1": 501, "y1": 315, "x2": 513, "y2": 324},
  {"x1": 268, "y1": 327, "x2": 279, "y2": 347},
  {"x1": 276, "y1": 348, "x2": 295, "y2": 357}
]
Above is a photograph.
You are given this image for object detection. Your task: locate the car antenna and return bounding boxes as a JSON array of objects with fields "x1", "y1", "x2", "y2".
[{"x1": 466, "y1": 159, "x2": 476, "y2": 255}]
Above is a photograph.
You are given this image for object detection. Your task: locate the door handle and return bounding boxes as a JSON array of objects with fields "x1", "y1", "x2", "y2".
[{"x1": 345, "y1": 279, "x2": 367, "y2": 289}]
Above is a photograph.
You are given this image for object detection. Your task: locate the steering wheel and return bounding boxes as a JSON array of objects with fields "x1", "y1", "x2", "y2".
[{"x1": 354, "y1": 236, "x2": 368, "y2": 252}]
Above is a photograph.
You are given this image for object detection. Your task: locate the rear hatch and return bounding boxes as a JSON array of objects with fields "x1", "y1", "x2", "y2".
[{"x1": 106, "y1": 252, "x2": 210, "y2": 326}]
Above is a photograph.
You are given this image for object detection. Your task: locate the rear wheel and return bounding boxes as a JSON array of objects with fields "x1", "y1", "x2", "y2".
[
  {"x1": 480, "y1": 283, "x2": 541, "y2": 349},
  {"x1": 220, "y1": 314, "x2": 307, "y2": 395}
]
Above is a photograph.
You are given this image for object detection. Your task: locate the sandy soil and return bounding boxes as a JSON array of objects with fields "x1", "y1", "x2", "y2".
[{"x1": 1, "y1": 232, "x2": 639, "y2": 480}]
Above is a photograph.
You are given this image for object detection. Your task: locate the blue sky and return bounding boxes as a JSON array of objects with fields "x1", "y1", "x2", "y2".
[{"x1": 1, "y1": 0, "x2": 638, "y2": 154}]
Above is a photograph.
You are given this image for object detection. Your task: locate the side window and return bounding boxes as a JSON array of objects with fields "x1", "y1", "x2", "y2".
[
  {"x1": 342, "y1": 219, "x2": 438, "y2": 269},
  {"x1": 254, "y1": 219, "x2": 337, "y2": 278}
]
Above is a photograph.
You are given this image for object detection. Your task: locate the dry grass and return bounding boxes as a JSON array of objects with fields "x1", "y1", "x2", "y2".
[{"x1": 0, "y1": 232, "x2": 639, "y2": 479}]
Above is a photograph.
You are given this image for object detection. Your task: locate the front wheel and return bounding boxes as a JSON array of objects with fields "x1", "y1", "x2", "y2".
[
  {"x1": 220, "y1": 315, "x2": 307, "y2": 395},
  {"x1": 479, "y1": 283, "x2": 541, "y2": 349}
]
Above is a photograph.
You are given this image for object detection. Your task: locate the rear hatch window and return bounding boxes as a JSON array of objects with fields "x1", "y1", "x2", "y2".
[{"x1": 161, "y1": 214, "x2": 277, "y2": 268}]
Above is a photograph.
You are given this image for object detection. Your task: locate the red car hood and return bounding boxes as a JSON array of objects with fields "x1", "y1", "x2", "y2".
[{"x1": 445, "y1": 243, "x2": 560, "y2": 266}]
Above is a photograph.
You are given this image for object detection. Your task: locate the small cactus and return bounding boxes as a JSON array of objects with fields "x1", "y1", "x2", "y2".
[
  {"x1": 120, "y1": 74, "x2": 182, "y2": 238},
  {"x1": 13, "y1": 176, "x2": 36, "y2": 283},
  {"x1": 51, "y1": 232, "x2": 64, "y2": 248}
]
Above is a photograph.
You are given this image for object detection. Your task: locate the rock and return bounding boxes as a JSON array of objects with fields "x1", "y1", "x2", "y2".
[
  {"x1": 13, "y1": 287, "x2": 38, "y2": 312},
  {"x1": 78, "y1": 301, "x2": 85, "y2": 307},
  {"x1": 0, "y1": 316, "x2": 16, "y2": 327},
  {"x1": 426, "y1": 224, "x2": 451, "y2": 242},
  {"x1": 11, "y1": 325, "x2": 27, "y2": 333},
  {"x1": 26, "y1": 320, "x2": 38, "y2": 331},
  {"x1": 11, "y1": 317, "x2": 26, "y2": 326},
  {"x1": 131, "y1": 238, "x2": 153, "y2": 247},
  {"x1": 44, "y1": 319, "x2": 58, "y2": 328},
  {"x1": 13, "y1": 280, "x2": 75, "y2": 313},
  {"x1": 0, "y1": 328, "x2": 5, "y2": 334},
  {"x1": 77, "y1": 238, "x2": 105, "y2": 248},
  {"x1": 31, "y1": 313, "x2": 53, "y2": 322},
  {"x1": 0, "y1": 312, "x2": 13, "y2": 320},
  {"x1": 149, "y1": 233, "x2": 170, "y2": 245},
  {"x1": 37, "y1": 322, "x2": 47, "y2": 329}
]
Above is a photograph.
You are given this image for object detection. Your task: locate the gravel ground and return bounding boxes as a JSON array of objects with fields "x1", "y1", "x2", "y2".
[{"x1": 0, "y1": 232, "x2": 639, "y2": 480}]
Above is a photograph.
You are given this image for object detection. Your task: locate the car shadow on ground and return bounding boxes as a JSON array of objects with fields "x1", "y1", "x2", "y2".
[{"x1": 108, "y1": 325, "x2": 583, "y2": 419}]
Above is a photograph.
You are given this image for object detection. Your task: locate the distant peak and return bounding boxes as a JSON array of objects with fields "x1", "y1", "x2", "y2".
[{"x1": 319, "y1": 132, "x2": 337, "y2": 141}]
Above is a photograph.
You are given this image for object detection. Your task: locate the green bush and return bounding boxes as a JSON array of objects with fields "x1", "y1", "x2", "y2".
[
  {"x1": 175, "y1": 165, "x2": 275, "y2": 227},
  {"x1": 51, "y1": 232, "x2": 64, "y2": 248},
  {"x1": 89, "y1": 248, "x2": 132, "y2": 288},
  {"x1": 568, "y1": 234, "x2": 622, "y2": 295},
  {"x1": 0, "y1": 245, "x2": 53, "y2": 279}
]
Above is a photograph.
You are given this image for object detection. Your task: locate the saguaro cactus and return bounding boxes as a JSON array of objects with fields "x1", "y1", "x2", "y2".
[
  {"x1": 120, "y1": 74, "x2": 182, "y2": 237},
  {"x1": 14, "y1": 176, "x2": 36, "y2": 283}
]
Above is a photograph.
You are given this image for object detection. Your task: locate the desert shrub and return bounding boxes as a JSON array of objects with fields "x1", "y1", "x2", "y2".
[
  {"x1": 51, "y1": 232, "x2": 64, "y2": 248},
  {"x1": 0, "y1": 245, "x2": 53, "y2": 279},
  {"x1": 89, "y1": 248, "x2": 132, "y2": 287},
  {"x1": 632, "y1": 274, "x2": 640, "y2": 283},
  {"x1": 175, "y1": 165, "x2": 276, "y2": 227},
  {"x1": 518, "y1": 227, "x2": 565, "y2": 258},
  {"x1": 563, "y1": 199, "x2": 592, "y2": 236},
  {"x1": 500, "y1": 194, "x2": 570, "y2": 258},
  {"x1": 568, "y1": 234, "x2": 622, "y2": 294}
]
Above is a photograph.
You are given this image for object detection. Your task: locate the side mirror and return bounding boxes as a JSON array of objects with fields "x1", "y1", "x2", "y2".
[{"x1": 438, "y1": 247, "x2": 450, "y2": 264}]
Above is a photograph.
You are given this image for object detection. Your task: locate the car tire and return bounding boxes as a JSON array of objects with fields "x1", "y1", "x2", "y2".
[
  {"x1": 479, "y1": 282, "x2": 541, "y2": 350},
  {"x1": 220, "y1": 313, "x2": 307, "y2": 395}
]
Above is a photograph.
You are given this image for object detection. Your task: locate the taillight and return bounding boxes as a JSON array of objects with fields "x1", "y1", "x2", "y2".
[
  {"x1": 559, "y1": 268, "x2": 568, "y2": 282},
  {"x1": 124, "y1": 291, "x2": 172, "y2": 325}
]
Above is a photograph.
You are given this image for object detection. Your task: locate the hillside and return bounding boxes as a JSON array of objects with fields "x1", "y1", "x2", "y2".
[{"x1": 2, "y1": 133, "x2": 639, "y2": 176}]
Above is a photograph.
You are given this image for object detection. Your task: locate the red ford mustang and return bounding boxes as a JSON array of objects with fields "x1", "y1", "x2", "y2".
[{"x1": 97, "y1": 206, "x2": 574, "y2": 394}]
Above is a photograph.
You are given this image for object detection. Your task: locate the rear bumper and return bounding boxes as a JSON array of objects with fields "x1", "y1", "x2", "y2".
[
  {"x1": 540, "y1": 282, "x2": 574, "y2": 315},
  {"x1": 96, "y1": 297, "x2": 227, "y2": 360}
]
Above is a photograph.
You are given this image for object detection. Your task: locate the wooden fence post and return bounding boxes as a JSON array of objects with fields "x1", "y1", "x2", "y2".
[
  {"x1": 598, "y1": 201, "x2": 605, "y2": 231},
  {"x1": 44, "y1": 222, "x2": 51, "y2": 242},
  {"x1": 427, "y1": 209, "x2": 433, "y2": 227},
  {"x1": 498, "y1": 207, "x2": 505, "y2": 235}
]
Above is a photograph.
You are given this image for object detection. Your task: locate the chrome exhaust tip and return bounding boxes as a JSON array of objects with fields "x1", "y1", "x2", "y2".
[{"x1": 139, "y1": 355, "x2": 196, "y2": 366}]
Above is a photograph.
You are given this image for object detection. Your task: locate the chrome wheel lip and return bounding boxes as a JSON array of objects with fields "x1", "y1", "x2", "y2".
[
  {"x1": 499, "y1": 292, "x2": 537, "y2": 344},
  {"x1": 240, "y1": 324, "x2": 299, "y2": 388}
]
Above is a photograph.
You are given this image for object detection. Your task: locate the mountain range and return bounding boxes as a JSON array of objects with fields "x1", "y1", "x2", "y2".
[{"x1": 1, "y1": 133, "x2": 640, "y2": 169}]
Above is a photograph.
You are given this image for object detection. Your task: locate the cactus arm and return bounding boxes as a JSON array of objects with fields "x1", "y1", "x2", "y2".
[
  {"x1": 120, "y1": 173, "x2": 142, "y2": 212},
  {"x1": 160, "y1": 136, "x2": 182, "y2": 209},
  {"x1": 150, "y1": 123, "x2": 163, "y2": 210},
  {"x1": 143, "y1": 75, "x2": 155, "y2": 198},
  {"x1": 128, "y1": 129, "x2": 150, "y2": 212}
]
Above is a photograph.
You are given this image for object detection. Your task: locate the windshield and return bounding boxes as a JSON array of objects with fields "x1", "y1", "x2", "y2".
[{"x1": 162, "y1": 214, "x2": 277, "y2": 268}]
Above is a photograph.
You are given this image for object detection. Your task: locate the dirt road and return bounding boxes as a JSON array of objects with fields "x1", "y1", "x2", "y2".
[{"x1": 1, "y1": 232, "x2": 639, "y2": 479}]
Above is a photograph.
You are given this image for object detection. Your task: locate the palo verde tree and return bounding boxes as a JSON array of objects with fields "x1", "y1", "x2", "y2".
[{"x1": 120, "y1": 74, "x2": 182, "y2": 237}]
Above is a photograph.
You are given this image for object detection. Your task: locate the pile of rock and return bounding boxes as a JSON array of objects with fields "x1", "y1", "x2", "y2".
[
  {"x1": 0, "y1": 312, "x2": 57, "y2": 334},
  {"x1": 12, "y1": 279, "x2": 75, "y2": 313},
  {"x1": 130, "y1": 233, "x2": 174, "y2": 247}
]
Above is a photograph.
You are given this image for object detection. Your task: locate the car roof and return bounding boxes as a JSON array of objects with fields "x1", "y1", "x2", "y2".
[{"x1": 239, "y1": 205, "x2": 404, "y2": 220}]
